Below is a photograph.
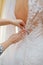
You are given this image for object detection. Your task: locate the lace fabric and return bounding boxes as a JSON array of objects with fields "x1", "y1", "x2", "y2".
[
  {"x1": 1, "y1": 1, "x2": 43, "y2": 65},
  {"x1": 26, "y1": 0, "x2": 43, "y2": 34}
]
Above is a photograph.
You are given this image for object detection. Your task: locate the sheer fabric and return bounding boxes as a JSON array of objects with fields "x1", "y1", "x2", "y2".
[{"x1": 1, "y1": 0, "x2": 43, "y2": 65}]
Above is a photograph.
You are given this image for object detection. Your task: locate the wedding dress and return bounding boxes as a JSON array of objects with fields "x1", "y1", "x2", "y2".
[{"x1": 1, "y1": 0, "x2": 43, "y2": 65}]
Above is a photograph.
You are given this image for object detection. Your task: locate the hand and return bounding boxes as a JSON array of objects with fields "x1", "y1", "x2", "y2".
[
  {"x1": 8, "y1": 29, "x2": 26, "y2": 44},
  {"x1": 11, "y1": 19, "x2": 25, "y2": 29}
]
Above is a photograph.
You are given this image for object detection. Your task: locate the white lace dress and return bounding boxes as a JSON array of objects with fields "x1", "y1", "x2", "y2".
[{"x1": 1, "y1": 0, "x2": 43, "y2": 65}]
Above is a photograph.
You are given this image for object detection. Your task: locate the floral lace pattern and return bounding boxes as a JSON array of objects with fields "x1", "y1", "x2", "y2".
[{"x1": 26, "y1": 0, "x2": 43, "y2": 34}]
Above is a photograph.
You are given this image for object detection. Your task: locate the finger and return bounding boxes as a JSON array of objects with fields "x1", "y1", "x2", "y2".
[
  {"x1": 18, "y1": 22, "x2": 26, "y2": 29},
  {"x1": 18, "y1": 19, "x2": 25, "y2": 26},
  {"x1": 21, "y1": 29, "x2": 26, "y2": 34},
  {"x1": 20, "y1": 22, "x2": 25, "y2": 27},
  {"x1": 18, "y1": 24, "x2": 25, "y2": 29}
]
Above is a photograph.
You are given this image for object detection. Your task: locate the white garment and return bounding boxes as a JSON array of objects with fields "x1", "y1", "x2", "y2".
[{"x1": 1, "y1": 0, "x2": 43, "y2": 65}]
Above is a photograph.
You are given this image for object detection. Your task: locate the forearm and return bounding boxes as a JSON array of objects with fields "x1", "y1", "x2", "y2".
[
  {"x1": 0, "y1": 39, "x2": 12, "y2": 55},
  {"x1": 0, "y1": 19, "x2": 19, "y2": 26},
  {"x1": 0, "y1": 33, "x2": 20, "y2": 53},
  {"x1": 0, "y1": 30, "x2": 26, "y2": 55},
  {"x1": 1, "y1": 39, "x2": 12, "y2": 51},
  {"x1": 1, "y1": 30, "x2": 24, "y2": 51},
  {"x1": 0, "y1": 19, "x2": 12, "y2": 26},
  {"x1": 0, "y1": 32, "x2": 21, "y2": 52}
]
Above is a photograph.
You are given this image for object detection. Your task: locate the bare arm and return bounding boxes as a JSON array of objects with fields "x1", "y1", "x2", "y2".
[
  {"x1": 0, "y1": 19, "x2": 13, "y2": 26},
  {"x1": 1, "y1": 30, "x2": 26, "y2": 52},
  {"x1": 15, "y1": 0, "x2": 28, "y2": 24},
  {"x1": 0, "y1": 19, "x2": 25, "y2": 29}
]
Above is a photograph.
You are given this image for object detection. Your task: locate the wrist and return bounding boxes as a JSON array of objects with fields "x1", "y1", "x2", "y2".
[
  {"x1": 1, "y1": 39, "x2": 12, "y2": 51},
  {"x1": 9, "y1": 20, "x2": 16, "y2": 26},
  {"x1": 9, "y1": 21, "x2": 13, "y2": 25}
]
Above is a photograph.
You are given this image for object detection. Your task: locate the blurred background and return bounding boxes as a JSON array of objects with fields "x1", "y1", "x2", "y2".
[
  {"x1": 0, "y1": 0, "x2": 5, "y2": 43},
  {"x1": 0, "y1": 0, "x2": 18, "y2": 43},
  {"x1": 0, "y1": 0, "x2": 18, "y2": 64}
]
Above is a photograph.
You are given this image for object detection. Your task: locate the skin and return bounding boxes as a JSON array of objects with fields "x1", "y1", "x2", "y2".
[
  {"x1": 0, "y1": 0, "x2": 28, "y2": 54},
  {"x1": 15, "y1": 0, "x2": 28, "y2": 24},
  {"x1": 1, "y1": 0, "x2": 43, "y2": 54},
  {"x1": 1, "y1": 30, "x2": 26, "y2": 51},
  {"x1": 0, "y1": 19, "x2": 25, "y2": 29},
  {"x1": 0, "y1": 19, "x2": 26, "y2": 53}
]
